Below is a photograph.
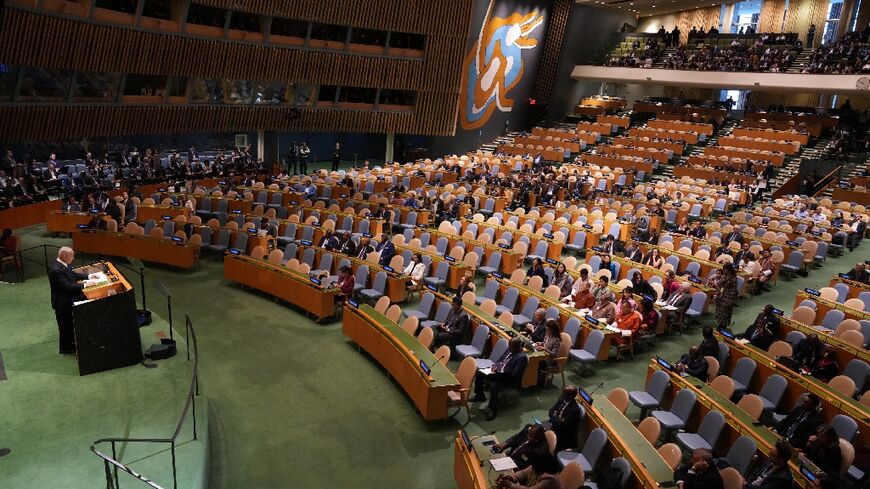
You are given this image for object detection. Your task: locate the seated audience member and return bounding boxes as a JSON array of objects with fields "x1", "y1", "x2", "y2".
[
  {"x1": 0, "y1": 228, "x2": 15, "y2": 258},
  {"x1": 808, "y1": 345, "x2": 838, "y2": 382},
  {"x1": 591, "y1": 293, "x2": 617, "y2": 324},
  {"x1": 631, "y1": 271, "x2": 656, "y2": 299},
  {"x1": 568, "y1": 280, "x2": 596, "y2": 309},
  {"x1": 375, "y1": 234, "x2": 396, "y2": 267},
  {"x1": 545, "y1": 385, "x2": 583, "y2": 451},
  {"x1": 338, "y1": 232, "x2": 357, "y2": 256},
  {"x1": 676, "y1": 346, "x2": 710, "y2": 381},
  {"x1": 773, "y1": 393, "x2": 823, "y2": 449},
  {"x1": 433, "y1": 295, "x2": 469, "y2": 349},
  {"x1": 804, "y1": 426, "x2": 843, "y2": 477},
  {"x1": 753, "y1": 304, "x2": 781, "y2": 337},
  {"x1": 698, "y1": 326, "x2": 718, "y2": 358},
  {"x1": 600, "y1": 234, "x2": 621, "y2": 255},
  {"x1": 755, "y1": 250, "x2": 774, "y2": 290},
  {"x1": 624, "y1": 242, "x2": 644, "y2": 262},
  {"x1": 402, "y1": 253, "x2": 426, "y2": 288},
  {"x1": 600, "y1": 253, "x2": 618, "y2": 277},
  {"x1": 61, "y1": 195, "x2": 81, "y2": 212},
  {"x1": 616, "y1": 285, "x2": 638, "y2": 312},
  {"x1": 689, "y1": 221, "x2": 706, "y2": 239},
  {"x1": 335, "y1": 266, "x2": 354, "y2": 301},
  {"x1": 551, "y1": 263, "x2": 573, "y2": 299},
  {"x1": 454, "y1": 270, "x2": 476, "y2": 299},
  {"x1": 471, "y1": 337, "x2": 529, "y2": 420},
  {"x1": 639, "y1": 298, "x2": 659, "y2": 335},
  {"x1": 591, "y1": 275, "x2": 615, "y2": 303},
  {"x1": 568, "y1": 267, "x2": 591, "y2": 298},
  {"x1": 355, "y1": 236, "x2": 374, "y2": 260},
  {"x1": 844, "y1": 262, "x2": 869, "y2": 284},
  {"x1": 675, "y1": 448, "x2": 724, "y2": 489},
  {"x1": 491, "y1": 423, "x2": 550, "y2": 471},
  {"x1": 318, "y1": 228, "x2": 340, "y2": 251},
  {"x1": 536, "y1": 319, "x2": 562, "y2": 377},
  {"x1": 496, "y1": 452, "x2": 562, "y2": 489},
  {"x1": 643, "y1": 248, "x2": 665, "y2": 268},
  {"x1": 527, "y1": 258, "x2": 549, "y2": 288},
  {"x1": 662, "y1": 283, "x2": 692, "y2": 326},
  {"x1": 662, "y1": 269, "x2": 680, "y2": 299},
  {"x1": 738, "y1": 317, "x2": 775, "y2": 351},
  {"x1": 613, "y1": 301, "x2": 642, "y2": 344},
  {"x1": 743, "y1": 440, "x2": 794, "y2": 489},
  {"x1": 791, "y1": 333, "x2": 823, "y2": 369},
  {"x1": 523, "y1": 308, "x2": 547, "y2": 343}
]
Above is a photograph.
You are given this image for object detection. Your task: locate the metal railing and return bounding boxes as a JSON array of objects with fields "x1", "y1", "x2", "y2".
[{"x1": 90, "y1": 315, "x2": 200, "y2": 489}]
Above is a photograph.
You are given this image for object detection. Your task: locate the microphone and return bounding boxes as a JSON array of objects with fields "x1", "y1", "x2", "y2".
[
  {"x1": 586, "y1": 381, "x2": 605, "y2": 395},
  {"x1": 469, "y1": 430, "x2": 497, "y2": 441},
  {"x1": 434, "y1": 350, "x2": 450, "y2": 365}
]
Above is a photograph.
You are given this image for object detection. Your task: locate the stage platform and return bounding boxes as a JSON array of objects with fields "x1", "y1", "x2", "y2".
[{"x1": 0, "y1": 274, "x2": 208, "y2": 489}]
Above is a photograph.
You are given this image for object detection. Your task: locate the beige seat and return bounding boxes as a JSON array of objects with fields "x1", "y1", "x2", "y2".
[
  {"x1": 527, "y1": 275, "x2": 544, "y2": 291},
  {"x1": 268, "y1": 249, "x2": 284, "y2": 265},
  {"x1": 544, "y1": 285, "x2": 561, "y2": 299},
  {"x1": 790, "y1": 306, "x2": 816, "y2": 326},
  {"x1": 418, "y1": 327, "x2": 434, "y2": 350},
  {"x1": 385, "y1": 304, "x2": 402, "y2": 323},
  {"x1": 434, "y1": 345, "x2": 451, "y2": 367},
  {"x1": 839, "y1": 438, "x2": 855, "y2": 478},
  {"x1": 829, "y1": 375, "x2": 857, "y2": 397},
  {"x1": 510, "y1": 269, "x2": 527, "y2": 284},
  {"x1": 559, "y1": 462, "x2": 585, "y2": 489},
  {"x1": 704, "y1": 356, "x2": 719, "y2": 381},
  {"x1": 545, "y1": 430, "x2": 557, "y2": 455},
  {"x1": 544, "y1": 333, "x2": 573, "y2": 387},
  {"x1": 498, "y1": 311, "x2": 514, "y2": 327},
  {"x1": 374, "y1": 296, "x2": 391, "y2": 314},
  {"x1": 250, "y1": 245, "x2": 266, "y2": 260},
  {"x1": 839, "y1": 330, "x2": 865, "y2": 348},
  {"x1": 736, "y1": 394, "x2": 764, "y2": 419},
  {"x1": 461, "y1": 290, "x2": 476, "y2": 304},
  {"x1": 720, "y1": 467, "x2": 745, "y2": 489},
  {"x1": 658, "y1": 443, "x2": 682, "y2": 470},
  {"x1": 710, "y1": 375, "x2": 735, "y2": 399},
  {"x1": 401, "y1": 317, "x2": 418, "y2": 336},
  {"x1": 637, "y1": 416, "x2": 661, "y2": 445},
  {"x1": 480, "y1": 299, "x2": 497, "y2": 317},
  {"x1": 845, "y1": 298, "x2": 866, "y2": 311},
  {"x1": 767, "y1": 341, "x2": 793, "y2": 358},
  {"x1": 447, "y1": 357, "x2": 476, "y2": 420},
  {"x1": 818, "y1": 287, "x2": 839, "y2": 301},
  {"x1": 860, "y1": 390, "x2": 870, "y2": 407},
  {"x1": 607, "y1": 387, "x2": 629, "y2": 414}
]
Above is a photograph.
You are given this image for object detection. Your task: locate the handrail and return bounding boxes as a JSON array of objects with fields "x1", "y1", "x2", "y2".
[
  {"x1": 89, "y1": 315, "x2": 200, "y2": 489},
  {"x1": 772, "y1": 171, "x2": 802, "y2": 198},
  {"x1": 811, "y1": 165, "x2": 843, "y2": 198}
]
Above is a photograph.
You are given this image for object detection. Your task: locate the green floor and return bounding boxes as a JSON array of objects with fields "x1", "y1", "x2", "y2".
[{"x1": 1, "y1": 224, "x2": 865, "y2": 489}]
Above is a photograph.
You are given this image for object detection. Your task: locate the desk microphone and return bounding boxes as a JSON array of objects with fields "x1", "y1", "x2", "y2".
[
  {"x1": 469, "y1": 430, "x2": 497, "y2": 441},
  {"x1": 586, "y1": 381, "x2": 605, "y2": 395},
  {"x1": 434, "y1": 351, "x2": 450, "y2": 365}
]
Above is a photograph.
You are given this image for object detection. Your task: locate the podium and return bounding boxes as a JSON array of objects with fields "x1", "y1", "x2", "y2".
[{"x1": 73, "y1": 262, "x2": 143, "y2": 376}]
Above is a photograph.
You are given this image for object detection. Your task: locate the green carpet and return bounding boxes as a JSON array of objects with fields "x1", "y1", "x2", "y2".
[
  {"x1": 0, "y1": 269, "x2": 205, "y2": 489},
  {"x1": 1, "y1": 223, "x2": 865, "y2": 489}
]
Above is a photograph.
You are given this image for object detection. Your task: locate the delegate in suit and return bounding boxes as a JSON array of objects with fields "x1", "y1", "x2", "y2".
[{"x1": 48, "y1": 247, "x2": 91, "y2": 354}]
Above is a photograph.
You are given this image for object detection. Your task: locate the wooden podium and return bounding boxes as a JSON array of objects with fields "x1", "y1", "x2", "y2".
[{"x1": 73, "y1": 262, "x2": 143, "y2": 376}]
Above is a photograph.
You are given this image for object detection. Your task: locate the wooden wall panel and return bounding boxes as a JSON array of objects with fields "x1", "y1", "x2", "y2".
[
  {"x1": 663, "y1": 86, "x2": 717, "y2": 100},
  {"x1": 758, "y1": 0, "x2": 787, "y2": 32},
  {"x1": 533, "y1": 0, "x2": 572, "y2": 105},
  {"x1": 193, "y1": 0, "x2": 474, "y2": 35},
  {"x1": 0, "y1": 9, "x2": 433, "y2": 90},
  {"x1": 782, "y1": 0, "x2": 829, "y2": 46},
  {"x1": 746, "y1": 91, "x2": 821, "y2": 108},
  {"x1": 675, "y1": 6, "x2": 721, "y2": 44}
]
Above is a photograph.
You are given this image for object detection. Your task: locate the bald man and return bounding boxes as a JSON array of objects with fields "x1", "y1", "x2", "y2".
[{"x1": 48, "y1": 247, "x2": 88, "y2": 354}]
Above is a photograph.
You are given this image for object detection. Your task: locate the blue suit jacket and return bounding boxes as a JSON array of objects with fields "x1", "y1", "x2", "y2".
[{"x1": 377, "y1": 241, "x2": 396, "y2": 266}]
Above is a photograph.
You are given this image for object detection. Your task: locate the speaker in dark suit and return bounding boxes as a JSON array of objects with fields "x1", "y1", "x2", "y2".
[{"x1": 48, "y1": 247, "x2": 87, "y2": 353}]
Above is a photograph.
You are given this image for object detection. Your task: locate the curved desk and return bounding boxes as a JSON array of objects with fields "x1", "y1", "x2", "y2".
[{"x1": 343, "y1": 304, "x2": 459, "y2": 420}]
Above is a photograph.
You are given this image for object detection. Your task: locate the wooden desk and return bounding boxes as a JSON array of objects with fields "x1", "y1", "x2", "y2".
[
  {"x1": 72, "y1": 230, "x2": 196, "y2": 269},
  {"x1": 223, "y1": 254, "x2": 339, "y2": 321},
  {"x1": 0, "y1": 197, "x2": 62, "y2": 229},
  {"x1": 732, "y1": 127, "x2": 809, "y2": 145},
  {"x1": 577, "y1": 154, "x2": 654, "y2": 175},
  {"x1": 597, "y1": 115, "x2": 631, "y2": 129},
  {"x1": 497, "y1": 145, "x2": 565, "y2": 162},
  {"x1": 586, "y1": 394, "x2": 675, "y2": 488},
  {"x1": 411, "y1": 227, "x2": 521, "y2": 275},
  {"x1": 513, "y1": 136, "x2": 582, "y2": 153},
  {"x1": 741, "y1": 119, "x2": 822, "y2": 138},
  {"x1": 629, "y1": 128, "x2": 699, "y2": 145},
  {"x1": 832, "y1": 187, "x2": 870, "y2": 205},
  {"x1": 793, "y1": 290, "x2": 870, "y2": 323},
  {"x1": 612, "y1": 137, "x2": 684, "y2": 155},
  {"x1": 531, "y1": 127, "x2": 598, "y2": 145},
  {"x1": 673, "y1": 166, "x2": 758, "y2": 185},
  {"x1": 649, "y1": 362, "x2": 818, "y2": 488},
  {"x1": 605, "y1": 146, "x2": 670, "y2": 164},
  {"x1": 454, "y1": 432, "x2": 495, "y2": 489},
  {"x1": 581, "y1": 96, "x2": 626, "y2": 109},
  {"x1": 716, "y1": 333, "x2": 870, "y2": 448},
  {"x1": 343, "y1": 304, "x2": 459, "y2": 420},
  {"x1": 717, "y1": 136, "x2": 798, "y2": 155},
  {"x1": 577, "y1": 121, "x2": 613, "y2": 135},
  {"x1": 745, "y1": 111, "x2": 839, "y2": 129},
  {"x1": 295, "y1": 245, "x2": 409, "y2": 303},
  {"x1": 705, "y1": 146, "x2": 785, "y2": 166},
  {"x1": 829, "y1": 276, "x2": 870, "y2": 299},
  {"x1": 46, "y1": 210, "x2": 93, "y2": 233},
  {"x1": 136, "y1": 204, "x2": 190, "y2": 223},
  {"x1": 776, "y1": 314, "x2": 870, "y2": 373},
  {"x1": 648, "y1": 119, "x2": 714, "y2": 136},
  {"x1": 687, "y1": 155, "x2": 768, "y2": 173},
  {"x1": 459, "y1": 219, "x2": 563, "y2": 261},
  {"x1": 430, "y1": 290, "x2": 549, "y2": 388}
]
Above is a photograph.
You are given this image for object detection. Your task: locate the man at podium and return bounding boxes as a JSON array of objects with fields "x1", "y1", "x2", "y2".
[{"x1": 48, "y1": 247, "x2": 100, "y2": 354}]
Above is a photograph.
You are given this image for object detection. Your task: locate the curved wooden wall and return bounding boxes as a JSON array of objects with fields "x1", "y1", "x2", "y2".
[{"x1": 0, "y1": 2, "x2": 474, "y2": 139}]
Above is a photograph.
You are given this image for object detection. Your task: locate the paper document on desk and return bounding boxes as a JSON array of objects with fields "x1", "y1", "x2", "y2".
[
  {"x1": 662, "y1": 305, "x2": 677, "y2": 311},
  {"x1": 736, "y1": 338, "x2": 750, "y2": 345},
  {"x1": 478, "y1": 367, "x2": 493, "y2": 375},
  {"x1": 655, "y1": 300, "x2": 666, "y2": 307},
  {"x1": 489, "y1": 457, "x2": 518, "y2": 472}
]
